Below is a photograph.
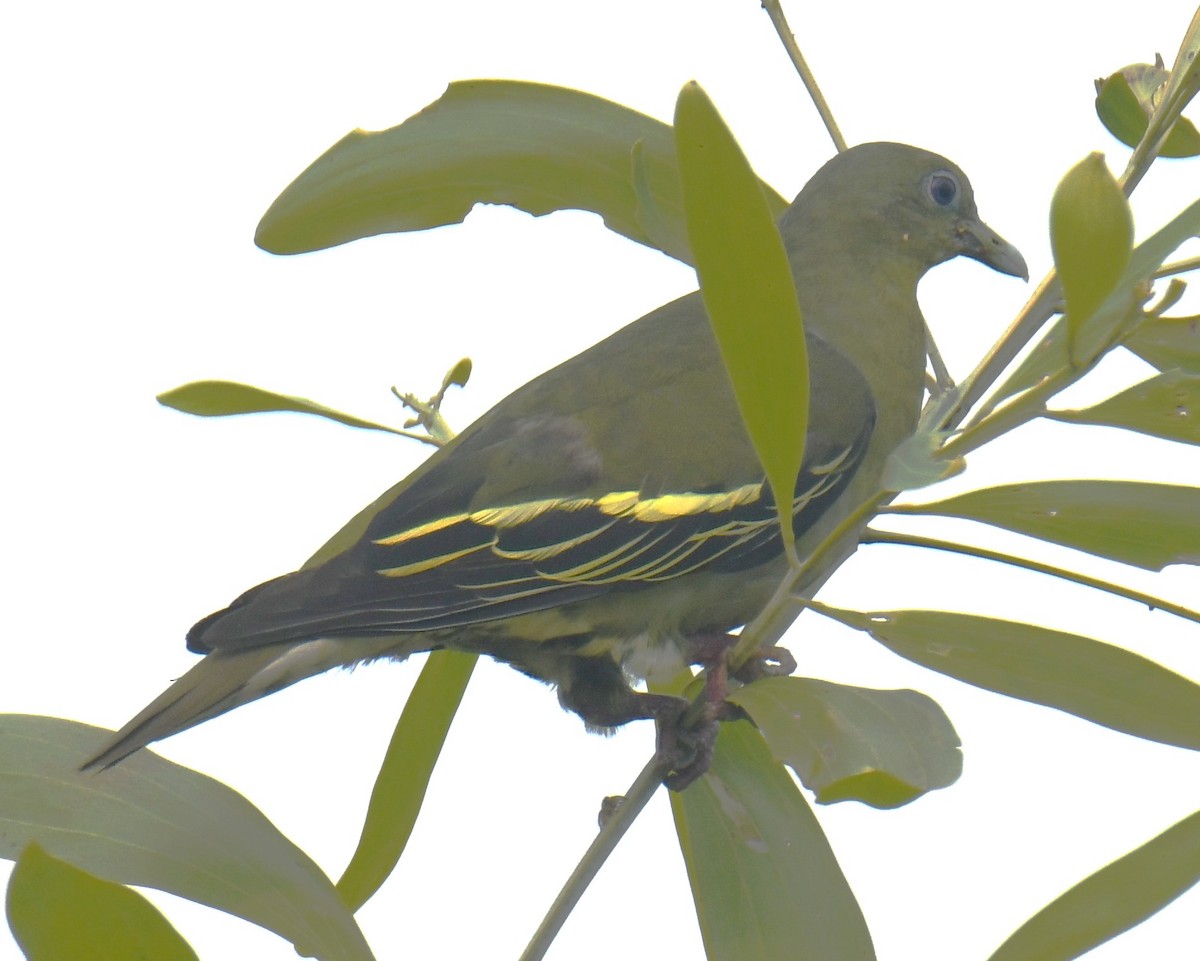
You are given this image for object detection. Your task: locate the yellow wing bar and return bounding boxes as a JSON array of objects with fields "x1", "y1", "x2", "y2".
[{"x1": 370, "y1": 471, "x2": 842, "y2": 589}]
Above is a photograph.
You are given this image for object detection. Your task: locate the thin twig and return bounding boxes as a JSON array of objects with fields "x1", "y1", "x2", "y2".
[
  {"x1": 521, "y1": 498, "x2": 893, "y2": 956},
  {"x1": 938, "y1": 47, "x2": 1200, "y2": 431},
  {"x1": 937, "y1": 273, "x2": 1061, "y2": 431},
  {"x1": 924, "y1": 321, "x2": 955, "y2": 394},
  {"x1": 861, "y1": 529, "x2": 1200, "y2": 627},
  {"x1": 1156, "y1": 254, "x2": 1200, "y2": 279},
  {"x1": 519, "y1": 10, "x2": 851, "y2": 953},
  {"x1": 760, "y1": 0, "x2": 847, "y2": 152},
  {"x1": 730, "y1": 490, "x2": 891, "y2": 666},
  {"x1": 517, "y1": 19, "x2": 1196, "y2": 960},
  {"x1": 519, "y1": 757, "x2": 667, "y2": 961},
  {"x1": 936, "y1": 364, "x2": 1075, "y2": 461},
  {"x1": 392, "y1": 386, "x2": 456, "y2": 447}
]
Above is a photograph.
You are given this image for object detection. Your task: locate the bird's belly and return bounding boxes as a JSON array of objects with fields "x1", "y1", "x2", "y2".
[{"x1": 444, "y1": 557, "x2": 789, "y2": 685}]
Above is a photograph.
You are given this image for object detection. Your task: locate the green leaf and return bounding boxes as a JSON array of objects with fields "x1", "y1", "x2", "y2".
[
  {"x1": 988, "y1": 317, "x2": 1070, "y2": 407},
  {"x1": 158, "y1": 380, "x2": 400, "y2": 434},
  {"x1": 1126, "y1": 196, "x2": 1200, "y2": 282},
  {"x1": 337, "y1": 650, "x2": 476, "y2": 910},
  {"x1": 1163, "y1": 10, "x2": 1200, "y2": 109},
  {"x1": 816, "y1": 606, "x2": 1200, "y2": 750},
  {"x1": 7, "y1": 842, "x2": 198, "y2": 961},
  {"x1": 1125, "y1": 314, "x2": 1200, "y2": 372},
  {"x1": 989, "y1": 197, "x2": 1200, "y2": 411},
  {"x1": 988, "y1": 808, "x2": 1200, "y2": 961},
  {"x1": 1049, "y1": 153, "x2": 1134, "y2": 361},
  {"x1": 900, "y1": 480, "x2": 1200, "y2": 570},
  {"x1": 728, "y1": 677, "x2": 961, "y2": 809},
  {"x1": 670, "y1": 720, "x2": 875, "y2": 961},
  {"x1": 631, "y1": 138, "x2": 692, "y2": 262},
  {"x1": 674, "y1": 81, "x2": 808, "y2": 553},
  {"x1": 1048, "y1": 369, "x2": 1200, "y2": 445},
  {"x1": 255, "y1": 79, "x2": 786, "y2": 260},
  {"x1": 0, "y1": 715, "x2": 375, "y2": 961},
  {"x1": 440, "y1": 357, "x2": 472, "y2": 391},
  {"x1": 1095, "y1": 66, "x2": 1200, "y2": 157}
]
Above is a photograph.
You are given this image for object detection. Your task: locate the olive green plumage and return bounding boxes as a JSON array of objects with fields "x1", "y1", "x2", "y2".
[{"x1": 83, "y1": 142, "x2": 1025, "y2": 775}]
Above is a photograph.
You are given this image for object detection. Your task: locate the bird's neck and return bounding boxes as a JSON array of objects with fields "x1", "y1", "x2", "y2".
[{"x1": 794, "y1": 240, "x2": 930, "y2": 465}]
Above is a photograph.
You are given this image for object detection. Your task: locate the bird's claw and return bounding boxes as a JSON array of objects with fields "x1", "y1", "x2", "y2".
[
  {"x1": 655, "y1": 699, "x2": 722, "y2": 792},
  {"x1": 653, "y1": 638, "x2": 796, "y2": 790}
]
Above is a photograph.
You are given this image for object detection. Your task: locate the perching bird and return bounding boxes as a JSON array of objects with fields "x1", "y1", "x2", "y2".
[{"x1": 83, "y1": 142, "x2": 1026, "y2": 786}]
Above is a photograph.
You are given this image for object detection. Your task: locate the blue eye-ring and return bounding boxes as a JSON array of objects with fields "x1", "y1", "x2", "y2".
[{"x1": 926, "y1": 172, "x2": 959, "y2": 207}]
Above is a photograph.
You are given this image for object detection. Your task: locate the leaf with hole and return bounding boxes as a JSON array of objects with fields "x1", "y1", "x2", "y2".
[
  {"x1": 1125, "y1": 314, "x2": 1200, "y2": 372},
  {"x1": 729, "y1": 676, "x2": 961, "y2": 808},
  {"x1": 1095, "y1": 65, "x2": 1200, "y2": 157},
  {"x1": 256, "y1": 79, "x2": 786, "y2": 260},
  {"x1": 1048, "y1": 369, "x2": 1200, "y2": 445}
]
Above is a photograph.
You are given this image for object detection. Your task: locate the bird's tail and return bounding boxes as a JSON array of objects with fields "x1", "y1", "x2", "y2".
[{"x1": 80, "y1": 634, "x2": 405, "y2": 772}]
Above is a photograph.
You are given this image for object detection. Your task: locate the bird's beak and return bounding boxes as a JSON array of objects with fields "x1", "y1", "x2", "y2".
[{"x1": 956, "y1": 218, "x2": 1029, "y2": 281}]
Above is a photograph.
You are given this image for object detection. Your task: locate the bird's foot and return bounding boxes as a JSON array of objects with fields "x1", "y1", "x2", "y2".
[
  {"x1": 556, "y1": 642, "x2": 794, "y2": 791},
  {"x1": 654, "y1": 638, "x2": 798, "y2": 789},
  {"x1": 655, "y1": 697, "x2": 722, "y2": 792},
  {"x1": 656, "y1": 635, "x2": 740, "y2": 790}
]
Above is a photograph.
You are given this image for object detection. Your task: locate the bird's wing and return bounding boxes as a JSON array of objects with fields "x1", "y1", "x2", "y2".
[{"x1": 191, "y1": 328, "x2": 876, "y2": 652}]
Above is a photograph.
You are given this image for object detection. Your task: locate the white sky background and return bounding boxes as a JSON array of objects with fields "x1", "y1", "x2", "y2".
[{"x1": 3, "y1": 1, "x2": 1200, "y2": 959}]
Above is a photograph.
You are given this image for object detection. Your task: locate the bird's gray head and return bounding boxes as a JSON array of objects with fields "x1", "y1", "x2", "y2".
[{"x1": 781, "y1": 141, "x2": 1028, "y2": 282}]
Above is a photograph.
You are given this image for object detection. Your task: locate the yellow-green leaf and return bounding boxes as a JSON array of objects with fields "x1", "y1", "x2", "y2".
[
  {"x1": 337, "y1": 650, "x2": 476, "y2": 910},
  {"x1": 1126, "y1": 196, "x2": 1200, "y2": 281},
  {"x1": 674, "y1": 81, "x2": 808, "y2": 553},
  {"x1": 728, "y1": 677, "x2": 961, "y2": 808},
  {"x1": 441, "y1": 357, "x2": 472, "y2": 391},
  {"x1": 670, "y1": 720, "x2": 874, "y2": 961},
  {"x1": 899, "y1": 480, "x2": 1200, "y2": 570},
  {"x1": 1049, "y1": 154, "x2": 1134, "y2": 361},
  {"x1": 989, "y1": 197, "x2": 1200, "y2": 411},
  {"x1": 818, "y1": 606, "x2": 1200, "y2": 750},
  {"x1": 988, "y1": 808, "x2": 1200, "y2": 961},
  {"x1": 158, "y1": 380, "x2": 399, "y2": 434},
  {"x1": 987, "y1": 317, "x2": 1070, "y2": 408},
  {"x1": 1048, "y1": 369, "x2": 1200, "y2": 445},
  {"x1": 1125, "y1": 314, "x2": 1200, "y2": 372},
  {"x1": 256, "y1": 79, "x2": 786, "y2": 260},
  {"x1": 7, "y1": 843, "x2": 198, "y2": 961}
]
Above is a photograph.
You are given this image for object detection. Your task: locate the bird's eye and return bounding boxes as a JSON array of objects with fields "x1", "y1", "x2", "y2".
[{"x1": 926, "y1": 172, "x2": 959, "y2": 207}]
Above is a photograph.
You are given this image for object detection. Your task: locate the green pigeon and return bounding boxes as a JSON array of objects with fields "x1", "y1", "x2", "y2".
[{"x1": 83, "y1": 142, "x2": 1026, "y2": 786}]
